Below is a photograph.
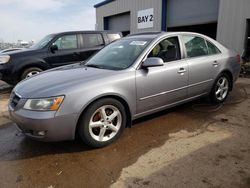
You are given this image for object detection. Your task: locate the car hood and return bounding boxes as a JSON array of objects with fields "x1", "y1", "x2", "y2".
[
  {"x1": 5, "y1": 48, "x2": 41, "y2": 57},
  {"x1": 14, "y1": 64, "x2": 121, "y2": 98}
]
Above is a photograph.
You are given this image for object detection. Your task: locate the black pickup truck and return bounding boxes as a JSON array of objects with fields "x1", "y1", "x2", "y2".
[{"x1": 0, "y1": 31, "x2": 122, "y2": 85}]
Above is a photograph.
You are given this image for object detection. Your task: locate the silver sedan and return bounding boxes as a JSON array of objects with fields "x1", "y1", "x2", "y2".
[{"x1": 9, "y1": 32, "x2": 241, "y2": 148}]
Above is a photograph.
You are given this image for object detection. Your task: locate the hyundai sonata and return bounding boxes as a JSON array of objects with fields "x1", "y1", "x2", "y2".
[{"x1": 9, "y1": 32, "x2": 241, "y2": 148}]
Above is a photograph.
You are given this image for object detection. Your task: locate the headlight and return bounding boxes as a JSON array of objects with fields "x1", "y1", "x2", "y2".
[
  {"x1": 0, "y1": 55, "x2": 10, "y2": 64},
  {"x1": 23, "y1": 96, "x2": 64, "y2": 111}
]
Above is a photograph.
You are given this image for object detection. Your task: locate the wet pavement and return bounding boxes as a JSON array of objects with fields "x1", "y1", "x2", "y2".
[{"x1": 0, "y1": 79, "x2": 250, "y2": 188}]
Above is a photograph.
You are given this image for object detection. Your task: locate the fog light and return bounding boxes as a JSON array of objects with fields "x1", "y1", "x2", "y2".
[
  {"x1": 37, "y1": 131, "x2": 46, "y2": 136},
  {"x1": 37, "y1": 131, "x2": 45, "y2": 136}
]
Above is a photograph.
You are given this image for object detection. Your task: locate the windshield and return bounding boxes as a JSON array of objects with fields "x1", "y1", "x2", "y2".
[
  {"x1": 85, "y1": 38, "x2": 152, "y2": 70},
  {"x1": 30, "y1": 34, "x2": 54, "y2": 49}
]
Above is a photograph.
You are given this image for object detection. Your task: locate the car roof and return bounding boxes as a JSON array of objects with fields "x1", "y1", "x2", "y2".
[
  {"x1": 126, "y1": 31, "x2": 211, "y2": 39},
  {"x1": 50, "y1": 30, "x2": 121, "y2": 36}
]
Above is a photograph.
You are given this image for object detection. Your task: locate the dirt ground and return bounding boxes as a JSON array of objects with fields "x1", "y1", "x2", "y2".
[{"x1": 0, "y1": 79, "x2": 250, "y2": 188}]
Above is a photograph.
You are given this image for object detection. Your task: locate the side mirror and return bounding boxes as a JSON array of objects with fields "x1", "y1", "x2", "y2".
[
  {"x1": 142, "y1": 57, "x2": 164, "y2": 68},
  {"x1": 50, "y1": 44, "x2": 58, "y2": 53}
]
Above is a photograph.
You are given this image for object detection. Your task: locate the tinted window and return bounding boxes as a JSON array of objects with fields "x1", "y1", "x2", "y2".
[
  {"x1": 183, "y1": 35, "x2": 208, "y2": 58},
  {"x1": 148, "y1": 37, "x2": 181, "y2": 62},
  {"x1": 206, "y1": 40, "x2": 221, "y2": 55},
  {"x1": 107, "y1": 34, "x2": 121, "y2": 42},
  {"x1": 54, "y1": 35, "x2": 77, "y2": 50},
  {"x1": 83, "y1": 34, "x2": 104, "y2": 48}
]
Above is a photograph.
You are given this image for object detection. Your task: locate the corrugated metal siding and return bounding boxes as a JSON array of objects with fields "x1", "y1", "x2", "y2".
[
  {"x1": 217, "y1": 0, "x2": 250, "y2": 53},
  {"x1": 167, "y1": 0, "x2": 219, "y2": 27},
  {"x1": 95, "y1": 0, "x2": 162, "y2": 33}
]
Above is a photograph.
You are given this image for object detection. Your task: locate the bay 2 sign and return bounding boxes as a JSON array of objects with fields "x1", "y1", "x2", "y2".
[{"x1": 137, "y1": 8, "x2": 154, "y2": 29}]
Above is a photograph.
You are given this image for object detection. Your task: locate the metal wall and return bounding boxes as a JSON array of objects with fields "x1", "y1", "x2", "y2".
[
  {"x1": 95, "y1": 0, "x2": 250, "y2": 54},
  {"x1": 95, "y1": 0, "x2": 163, "y2": 33},
  {"x1": 217, "y1": 0, "x2": 250, "y2": 53},
  {"x1": 167, "y1": 0, "x2": 219, "y2": 27}
]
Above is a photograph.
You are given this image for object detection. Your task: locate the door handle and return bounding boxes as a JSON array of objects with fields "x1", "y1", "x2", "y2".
[
  {"x1": 213, "y1": 60, "x2": 219, "y2": 67},
  {"x1": 177, "y1": 68, "x2": 186, "y2": 74}
]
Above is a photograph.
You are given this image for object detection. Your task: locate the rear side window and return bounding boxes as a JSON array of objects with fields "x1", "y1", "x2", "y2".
[
  {"x1": 107, "y1": 34, "x2": 121, "y2": 42},
  {"x1": 54, "y1": 35, "x2": 77, "y2": 50},
  {"x1": 83, "y1": 34, "x2": 104, "y2": 48},
  {"x1": 183, "y1": 35, "x2": 208, "y2": 58},
  {"x1": 206, "y1": 40, "x2": 221, "y2": 55},
  {"x1": 148, "y1": 36, "x2": 181, "y2": 62}
]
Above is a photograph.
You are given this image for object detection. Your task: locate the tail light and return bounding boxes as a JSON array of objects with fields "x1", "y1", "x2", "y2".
[{"x1": 236, "y1": 54, "x2": 241, "y2": 64}]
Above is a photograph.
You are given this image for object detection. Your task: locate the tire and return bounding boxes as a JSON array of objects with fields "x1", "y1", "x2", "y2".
[
  {"x1": 21, "y1": 67, "x2": 43, "y2": 80},
  {"x1": 210, "y1": 73, "x2": 231, "y2": 104},
  {"x1": 78, "y1": 98, "x2": 127, "y2": 148}
]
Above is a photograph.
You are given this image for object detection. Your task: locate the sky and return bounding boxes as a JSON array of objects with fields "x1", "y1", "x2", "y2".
[{"x1": 0, "y1": 0, "x2": 101, "y2": 43}]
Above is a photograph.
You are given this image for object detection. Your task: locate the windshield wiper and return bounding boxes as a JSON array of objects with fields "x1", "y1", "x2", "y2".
[{"x1": 85, "y1": 64, "x2": 104, "y2": 69}]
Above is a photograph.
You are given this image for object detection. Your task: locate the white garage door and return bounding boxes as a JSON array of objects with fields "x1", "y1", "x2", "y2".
[{"x1": 167, "y1": 0, "x2": 219, "y2": 27}]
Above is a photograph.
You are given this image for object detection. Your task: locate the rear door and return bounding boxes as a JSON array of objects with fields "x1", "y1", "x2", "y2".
[
  {"x1": 47, "y1": 34, "x2": 82, "y2": 67},
  {"x1": 136, "y1": 36, "x2": 188, "y2": 114},
  {"x1": 79, "y1": 33, "x2": 105, "y2": 61},
  {"x1": 181, "y1": 35, "x2": 217, "y2": 97}
]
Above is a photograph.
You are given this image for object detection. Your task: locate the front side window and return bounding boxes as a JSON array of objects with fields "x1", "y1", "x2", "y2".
[
  {"x1": 85, "y1": 38, "x2": 152, "y2": 70},
  {"x1": 206, "y1": 40, "x2": 221, "y2": 55},
  {"x1": 183, "y1": 35, "x2": 208, "y2": 58},
  {"x1": 83, "y1": 34, "x2": 104, "y2": 48},
  {"x1": 54, "y1": 35, "x2": 77, "y2": 50},
  {"x1": 31, "y1": 34, "x2": 54, "y2": 49},
  {"x1": 148, "y1": 36, "x2": 181, "y2": 62}
]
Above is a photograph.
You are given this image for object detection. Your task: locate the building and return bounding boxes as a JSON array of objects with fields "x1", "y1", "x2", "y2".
[{"x1": 94, "y1": 0, "x2": 250, "y2": 55}]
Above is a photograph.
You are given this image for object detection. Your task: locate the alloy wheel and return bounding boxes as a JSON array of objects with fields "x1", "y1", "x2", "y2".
[
  {"x1": 88, "y1": 105, "x2": 122, "y2": 142},
  {"x1": 215, "y1": 76, "x2": 229, "y2": 101},
  {"x1": 26, "y1": 71, "x2": 40, "y2": 78}
]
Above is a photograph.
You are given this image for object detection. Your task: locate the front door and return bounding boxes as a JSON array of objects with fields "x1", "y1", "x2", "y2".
[
  {"x1": 136, "y1": 36, "x2": 188, "y2": 115},
  {"x1": 47, "y1": 34, "x2": 82, "y2": 67}
]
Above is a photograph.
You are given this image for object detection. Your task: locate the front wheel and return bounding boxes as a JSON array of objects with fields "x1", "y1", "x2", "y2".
[
  {"x1": 210, "y1": 73, "x2": 231, "y2": 104},
  {"x1": 78, "y1": 98, "x2": 127, "y2": 148},
  {"x1": 21, "y1": 67, "x2": 43, "y2": 80}
]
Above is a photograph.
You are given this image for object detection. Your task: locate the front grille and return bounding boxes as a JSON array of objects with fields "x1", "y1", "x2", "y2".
[{"x1": 10, "y1": 92, "x2": 21, "y2": 108}]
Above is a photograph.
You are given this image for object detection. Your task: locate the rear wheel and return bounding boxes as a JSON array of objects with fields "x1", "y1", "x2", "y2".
[
  {"x1": 21, "y1": 67, "x2": 43, "y2": 80},
  {"x1": 210, "y1": 73, "x2": 231, "y2": 104},
  {"x1": 78, "y1": 98, "x2": 126, "y2": 148}
]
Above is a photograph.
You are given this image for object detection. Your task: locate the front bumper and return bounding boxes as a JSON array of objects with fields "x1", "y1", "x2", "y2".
[
  {"x1": 9, "y1": 107, "x2": 78, "y2": 142},
  {"x1": 0, "y1": 65, "x2": 7, "y2": 80},
  {"x1": 0, "y1": 64, "x2": 15, "y2": 84}
]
